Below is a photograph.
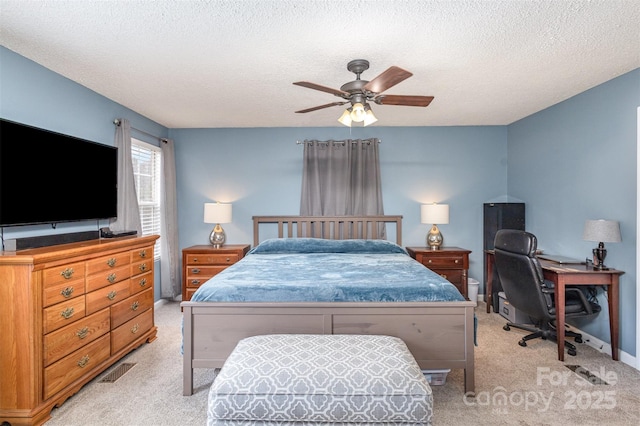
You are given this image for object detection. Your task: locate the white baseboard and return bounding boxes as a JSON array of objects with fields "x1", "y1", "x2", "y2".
[{"x1": 566, "y1": 324, "x2": 637, "y2": 370}]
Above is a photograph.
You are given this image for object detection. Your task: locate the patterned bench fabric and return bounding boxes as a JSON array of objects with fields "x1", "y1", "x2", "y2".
[{"x1": 207, "y1": 334, "x2": 433, "y2": 425}]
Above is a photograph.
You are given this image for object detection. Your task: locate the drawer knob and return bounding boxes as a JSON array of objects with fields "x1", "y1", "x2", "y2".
[
  {"x1": 77, "y1": 355, "x2": 90, "y2": 368},
  {"x1": 226, "y1": 257, "x2": 231, "y2": 262},
  {"x1": 107, "y1": 290, "x2": 117, "y2": 300},
  {"x1": 76, "y1": 327, "x2": 89, "y2": 339},
  {"x1": 60, "y1": 287, "x2": 74, "y2": 298},
  {"x1": 441, "y1": 274, "x2": 448, "y2": 279},
  {"x1": 139, "y1": 249, "x2": 147, "y2": 258},
  {"x1": 60, "y1": 268, "x2": 74, "y2": 279},
  {"x1": 428, "y1": 259, "x2": 432, "y2": 263},
  {"x1": 139, "y1": 263, "x2": 147, "y2": 272},
  {"x1": 131, "y1": 323, "x2": 139, "y2": 334},
  {"x1": 193, "y1": 257, "x2": 199, "y2": 263},
  {"x1": 131, "y1": 301, "x2": 139, "y2": 311},
  {"x1": 192, "y1": 268, "x2": 201, "y2": 274},
  {"x1": 455, "y1": 259, "x2": 459, "y2": 264},
  {"x1": 107, "y1": 258, "x2": 117, "y2": 267},
  {"x1": 191, "y1": 279, "x2": 201, "y2": 285},
  {"x1": 139, "y1": 278, "x2": 147, "y2": 287},
  {"x1": 107, "y1": 273, "x2": 117, "y2": 283},
  {"x1": 61, "y1": 307, "x2": 75, "y2": 319}
]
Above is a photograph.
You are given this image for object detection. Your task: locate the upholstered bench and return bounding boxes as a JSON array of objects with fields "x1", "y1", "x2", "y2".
[{"x1": 207, "y1": 334, "x2": 433, "y2": 425}]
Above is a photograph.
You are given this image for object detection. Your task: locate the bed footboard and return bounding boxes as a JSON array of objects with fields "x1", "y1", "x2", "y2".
[{"x1": 182, "y1": 301, "x2": 475, "y2": 395}]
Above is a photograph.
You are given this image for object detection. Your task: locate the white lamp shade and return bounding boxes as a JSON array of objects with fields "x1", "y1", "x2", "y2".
[
  {"x1": 204, "y1": 202, "x2": 232, "y2": 224},
  {"x1": 421, "y1": 204, "x2": 449, "y2": 224},
  {"x1": 582, "y1": 219, "x2": 621, "y2": 243}
]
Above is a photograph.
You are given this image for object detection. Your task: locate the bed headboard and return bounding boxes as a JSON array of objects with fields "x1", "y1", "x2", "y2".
[{"x1": 252, "y1": 215, "x2": 403, "y2": 247}]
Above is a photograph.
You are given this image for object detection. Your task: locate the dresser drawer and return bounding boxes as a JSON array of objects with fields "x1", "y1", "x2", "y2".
[
  {"x1": 86, "y1": 252, "x2": 130, "y2": 275},
  {"x1": 86, "y1": 279, "x2": 131, "y2": 315},
  {"x1": 44, "y1": 309, "x2": 110, "y2": 366},
  {"x1": 111, "y1": 287, "x2": 154, "y2": 329},
  {"x1": 130, "y1": 270, "x2": 153, "y2": 294},
  {"x1": 43, "y1": 296, "x2": 87, "y2": 334},
  {"x1": 186, "y1": 253, "x2": 239, "y2": 265},
  {"x1": 111, "y1": 308, "x2": 153, "y2": 354},
  {"x1": 44, "y1": 334, "x2": 111, "y2": 400},
  {"x1": 43, "y1": 261, "x2": 85, "y2": 287},
  {"x1": 86, "y1": 264, "x2": 131, "y2": 292},
  {"x1": 131, "y1": 245, "x2": 154, "y2": 262},
  {"x1": 131, "y1": 257, "x2": 153, "y2": 276},
  {"x1": 43, "y1": 277, "x2": 85, "y2": 308},
  {"x1": 420, "y1": 256, "x2": 465, "y2": 269}
]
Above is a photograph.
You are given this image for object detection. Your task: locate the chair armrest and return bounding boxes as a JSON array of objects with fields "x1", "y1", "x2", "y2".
[{"x1": 565, "y1": 287, "x2": 595, "y2": 314}]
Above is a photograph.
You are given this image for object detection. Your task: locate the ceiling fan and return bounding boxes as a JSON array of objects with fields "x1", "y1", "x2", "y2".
[{"x1": 293, "y1": 59, "x2": 434, "y2": 126}]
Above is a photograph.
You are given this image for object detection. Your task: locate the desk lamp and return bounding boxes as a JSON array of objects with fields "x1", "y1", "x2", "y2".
[
  {"x1": 421, "y1": 203, "x2": 449, "y2": 249},
  {"x1": 582, "y1": 219, "x2": 621, "y2": 270},
  {"x1": 204, "y1": 202, "x2": 232, "y2": 248}
]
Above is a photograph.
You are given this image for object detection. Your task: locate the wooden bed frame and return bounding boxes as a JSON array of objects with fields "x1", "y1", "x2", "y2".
[{"x1": 181, "y1": 215, "x2": 475, "y2": 395}]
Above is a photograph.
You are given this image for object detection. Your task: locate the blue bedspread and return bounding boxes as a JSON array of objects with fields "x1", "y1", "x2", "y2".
[{"x1": 190, "y1": 238, "x2": 465, "y2": 303}]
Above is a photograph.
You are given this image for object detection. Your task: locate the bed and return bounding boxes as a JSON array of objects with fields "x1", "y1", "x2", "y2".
[{"x1": 181, "y1": 215, "x2": 475, "y2": 396}]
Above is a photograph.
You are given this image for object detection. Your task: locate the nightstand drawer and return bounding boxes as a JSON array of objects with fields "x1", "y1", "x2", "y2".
[
  {"x1": 421, "y1": 256, "x2": 465, "y2": 269},
  {"x1": 432, "y1": 269, "x2": 462, "y2": 285},
  {"x1": 186, "y1": 265, "x2": 227, "y2": 278},
  {"x1": 185, "y1": 253, "x2": 239, "y2": 265}
]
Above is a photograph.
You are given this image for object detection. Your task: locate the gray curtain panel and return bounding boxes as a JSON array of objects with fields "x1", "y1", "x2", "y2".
[
  {"x1": 300, "y1": 138, "x2": 385, "y2": 235},
  {"x1": 110, "y1": 118, "x2": 142, "y2": 235},
  {"x1": 160, "y1": 138, "x2": 181, "y2": 299}
]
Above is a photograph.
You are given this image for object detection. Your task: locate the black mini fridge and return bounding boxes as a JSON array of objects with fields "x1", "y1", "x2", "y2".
[{"x1": 483, "y1": 202, "x2": 525, "y2": 312}]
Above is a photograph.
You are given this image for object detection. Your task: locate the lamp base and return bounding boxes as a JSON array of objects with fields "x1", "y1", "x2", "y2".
[
  {"x1": 592, "y1": 245, "x2": 608, "y2": 270},
  {"x1": 209, "y1": 224, "x2": 226, "y2": 248},
  {"x1": 426, "y1": 224, "x2": 443, "y2": 250}
]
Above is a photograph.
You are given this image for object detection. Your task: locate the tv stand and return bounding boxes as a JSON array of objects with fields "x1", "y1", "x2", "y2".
[{"x1": 0, "y1": 235, "x2": 159, "y2": 425}]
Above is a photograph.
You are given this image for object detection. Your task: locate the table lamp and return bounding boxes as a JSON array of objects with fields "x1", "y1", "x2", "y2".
[
  {"x1": 582, "y1": 219, "x2": 621, "y2": 270},
  {"x1": 421, "y1": 203, "x2": 449, "y2": 249},
  {"x1": 204, "y1": 202, "x2": 232, "y2": 248}
]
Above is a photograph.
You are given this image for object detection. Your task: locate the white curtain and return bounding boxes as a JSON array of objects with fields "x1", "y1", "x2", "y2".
[
  {"x1": 110, "y1": 118, "x2": 142, "y2": 235},
  {"x1": 160, "y1": 138, "x2": 181, "y2": 299},
  {"x1": 300, "y1": 138, "x2": 385, "y2": 218}
]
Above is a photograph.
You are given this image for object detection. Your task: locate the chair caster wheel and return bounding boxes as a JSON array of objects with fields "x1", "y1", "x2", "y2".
[
  {"x1": 518, "y1": 340, "x2": 527, "y2": 347},
  {"x1": 575, "y1": 336, "x2": 583, "y2": 343},
  {"x1": 503, "y1": 325, "x2": 510, "y2": 331},
  {"x1": 568, "y1": 349, "x2": 577, "y2": 356}
]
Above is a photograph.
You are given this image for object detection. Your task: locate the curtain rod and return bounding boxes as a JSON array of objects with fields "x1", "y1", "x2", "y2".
[
  {"x1": 113, "y1": 119, "x2": 167, "y2": 143},
  {"x1": 296, "y1": 138, "x2": 381, "y2": 145}
]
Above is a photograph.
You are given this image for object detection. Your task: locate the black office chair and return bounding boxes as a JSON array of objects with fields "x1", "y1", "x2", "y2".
[{"x1": 493, "y1": 229, "x2": 601, "y2": 356}]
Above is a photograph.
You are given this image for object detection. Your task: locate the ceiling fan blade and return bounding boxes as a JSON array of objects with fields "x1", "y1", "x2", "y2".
[
  {"x1": 293, "y1": 81, "x2": 349, "y2": 97},
  {"x1": 295, "y1": 101, "x2": 348, "y2": 113},
  {"x1": 374, "y1": 95, "x2": 434, "y2": 107},
  {"x1": 363, "y1": 66, "x2": 413, "y2": 94}
]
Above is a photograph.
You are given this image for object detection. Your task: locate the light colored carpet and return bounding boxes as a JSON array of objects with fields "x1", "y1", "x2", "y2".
[{"x1": 45, "y1": 300, "x2": 640, "y2": 425}]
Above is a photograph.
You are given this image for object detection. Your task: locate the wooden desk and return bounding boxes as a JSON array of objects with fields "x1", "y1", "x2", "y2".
[{"x1": 484, "y1": 250, "x2": 624, "y2": 362}]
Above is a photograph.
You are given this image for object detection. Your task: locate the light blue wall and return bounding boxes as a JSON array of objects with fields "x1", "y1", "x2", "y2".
[
  {"x1": 507, "y1": 69, "x2": 639, "y2": 356},
  {"x1": 170, "y1": 126, "x2": 507, "y2": 285}
]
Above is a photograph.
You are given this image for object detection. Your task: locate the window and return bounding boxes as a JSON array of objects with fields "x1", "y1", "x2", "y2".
[{"x1": 131, "y1": 139, "x2": 161, "y2": 260}]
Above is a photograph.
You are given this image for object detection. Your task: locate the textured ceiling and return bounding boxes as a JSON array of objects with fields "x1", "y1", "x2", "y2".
[{"x1": 1, "y1": 0, "x2": 639, "y2": 128}]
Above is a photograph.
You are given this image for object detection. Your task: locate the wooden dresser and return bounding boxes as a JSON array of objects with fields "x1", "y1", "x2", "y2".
[
  {"x1": 182, "y1": 244, "x2": 250, "y2": 302},
  {"x1": 0, "y1": 235, "x2": 159, "y2": 426},
  {"x1": 406, "y1": 246, "x2": 471, "y2": 298}
]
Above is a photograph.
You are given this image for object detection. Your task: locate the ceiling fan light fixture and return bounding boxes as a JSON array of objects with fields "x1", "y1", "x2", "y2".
[
  {"x1": 363, "y1": 105, "x2": 378, "y2": 126},
  {"x1": 338, "y1": 108, "x2": 353, "y2": 127},
  {"x1": 350, "y1": 102, "x2": 366, "y2": 122}
]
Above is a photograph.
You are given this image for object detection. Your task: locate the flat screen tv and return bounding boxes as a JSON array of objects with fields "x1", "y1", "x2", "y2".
[{"x1": 0, "y1": 118, "x2": 118, "y2": 226}]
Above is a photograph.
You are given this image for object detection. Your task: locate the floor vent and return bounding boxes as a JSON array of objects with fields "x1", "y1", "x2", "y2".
[
  {"x1": 100, "y1": 363, "x2": 136, "y2": 383},
  {"x1": 565, "y1": 364, "x2": 609, "y2": 385}
]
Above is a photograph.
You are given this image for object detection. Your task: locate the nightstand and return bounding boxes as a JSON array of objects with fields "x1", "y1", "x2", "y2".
[
  {"x1": 182, "y1": 244, "x2": 251, "y2": 302},
  {"x1": 406, "y1": 247, "x2": 472, "y2": 298}
]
